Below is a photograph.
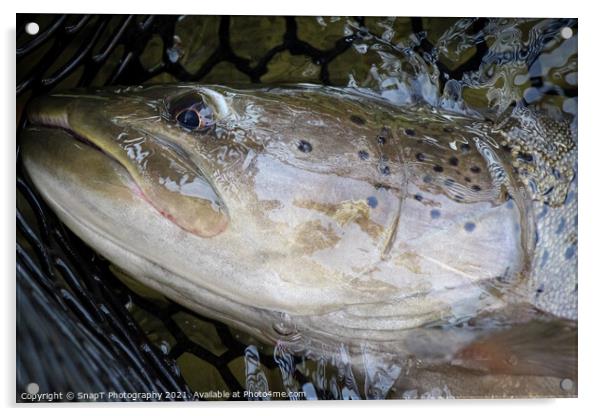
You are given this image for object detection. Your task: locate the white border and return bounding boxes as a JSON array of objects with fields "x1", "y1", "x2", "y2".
[{"x1": 2, "y1": 2, "x2": 598, "y2": 415}]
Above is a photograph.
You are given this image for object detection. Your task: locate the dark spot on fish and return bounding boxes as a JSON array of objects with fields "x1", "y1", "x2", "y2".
[
  {"x1": 454, "y1": 194, "x2": 464, "y2": 202},
  {"x1": 518, "y1": 152, "x2": 534, "y2": 163},
  {"x1": 367, "y1": 196, "x2": 378, "y2": 208},
  {"x1": 350, "y1": 114, "x2": 365, "y2": 125},
  {"x1": 404, "y1": 128, "x2": 416, "y2": 136},
  {"x1": 464, "y1": 222, "x2": 476, "y2": 232},
  {"x1": 464, "y1": 176, "x2": 472, "y2": 183},
  {"x1": 423, "y1": 175, "x2": 433, "y2": 184},
  {"x1": 470, "y1": 165, "x2": 481, "y2": 174},
  {"x1": 471, "y1": 185, "x2": 482, "y2": 192},
  {"x1": 430, "y1": 209, "x2": 441, "y2": 219},
  {"x1": 414, "y1": 194, "x2": 423, "y2": 202},
  {"x1": 377, "y1": 127, "x2": 390, "y2": 144},
  {"x1": 536, "y1": 284, "x2": 544, "y2": 298},
  {"x1": 443, "y1": 127, "x2": 454, "y2": 133},
  {"x1": 416, "y1": 153, "x2": 426, "y2": 162},
  {"x1": 460, "y1": 143, "x2": 470, "y2": 154},
  {"x1": 297, "y1": 140, "x2": 312, "y2": 153},
  {"x1": 448, "y1": 157, "x2": 459, "y2": 166},
  {"x1": 433, "y1": 165, "x2": 444, "y2": 173},
  {"x1": 564, "y1": 244, "x2": 576, "y2": 260},
  {"x1": 556, "y1": 217, "x2": 566, "y2": 234},
  {"x1": 541, "y1": 250, "x2": 549, "y2": 267},
  {"x1": 380, "y1": 165, "x2": 391, "y2": 175},
  {"x1": 495, "y1": 267, "x2": 511, "y2": 283},
  {"x1": 444, "y1": 178, "x2": 455, "y2": 187},
  {"x1": 358, "y1": 150, "x2": 369, "y2": 160}
]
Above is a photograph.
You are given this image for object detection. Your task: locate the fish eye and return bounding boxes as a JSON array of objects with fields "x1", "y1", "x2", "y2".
[
  {"x1": 176, "y1": 109, "x2": 201, "y2": 129},
  {"x1": 168, "y1": 91, "x2": 215, "y2": 131}
]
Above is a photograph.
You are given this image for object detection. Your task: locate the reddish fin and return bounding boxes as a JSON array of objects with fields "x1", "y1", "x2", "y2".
[{"x1": 452, "y1": 319, "x2": 577, "y2": 379}]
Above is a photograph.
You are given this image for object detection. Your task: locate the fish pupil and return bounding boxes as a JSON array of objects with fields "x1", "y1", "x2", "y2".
[{"x1": 176, "y1": 109, "x2": 200, "y2": 129}]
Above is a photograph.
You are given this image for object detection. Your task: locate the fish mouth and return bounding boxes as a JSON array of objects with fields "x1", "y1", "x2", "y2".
[{"x1": 23, "y1": 93, "x2": 230, "y2": 238}]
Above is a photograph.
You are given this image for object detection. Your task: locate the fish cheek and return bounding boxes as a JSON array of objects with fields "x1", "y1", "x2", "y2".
[
  {"x1": 76, "y1": 122, "x2": 230, "y2": 238},
  {"x1": 133, "y1": 144, "x2": 229, "y2": 238}
]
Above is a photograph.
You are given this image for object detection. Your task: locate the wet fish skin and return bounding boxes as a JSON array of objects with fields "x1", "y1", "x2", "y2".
[{"x1": 20, "y1": 84, "x2": 575, "y2": 373}]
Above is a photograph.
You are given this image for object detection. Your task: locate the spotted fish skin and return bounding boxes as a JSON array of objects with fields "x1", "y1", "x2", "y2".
[
  {"x1": 20, "y1": 84, "x2": 574, "y2": 361},
  {"x1": 528, "y1": 154, "x2": 577, "y2": 320},
  {"x1": 494, "y1": 106, "x2": 578, "y2": 320}
]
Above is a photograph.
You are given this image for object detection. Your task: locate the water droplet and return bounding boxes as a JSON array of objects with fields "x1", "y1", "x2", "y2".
[{"x1": 159, "y1": 340, "x2": 170, "y2": 354}]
